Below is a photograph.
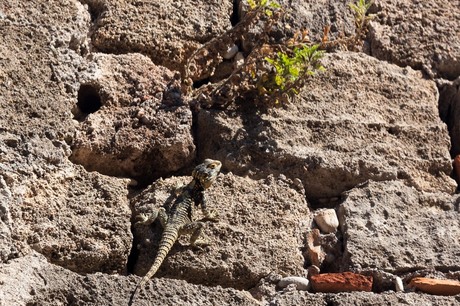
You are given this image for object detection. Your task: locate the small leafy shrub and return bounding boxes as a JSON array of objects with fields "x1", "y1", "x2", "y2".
[
  {"x1": 255, "y1": 44, "x2": 325, "y2": 106},
  {"x1": 184, "y1": 0, "x2": 373, "y2": 109}
]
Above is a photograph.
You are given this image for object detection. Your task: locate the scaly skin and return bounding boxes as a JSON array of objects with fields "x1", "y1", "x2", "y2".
[{"x1": 129, "y1": 159, "x2": 222, "y2": 305}]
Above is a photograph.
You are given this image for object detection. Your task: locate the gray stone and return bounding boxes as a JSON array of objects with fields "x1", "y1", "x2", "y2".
[
  {"x1": 278, "y1": 276, "x2": 311, "y2": 291},
  {"x1": 369, "y1": 1, "x2": 460, "y2": 79},
  {"x1": 224, "y1": 44, "x2": 239, "y2": 59},
  {"x1": 0, "y1": 252, "x2": 260, "y2": 306},
  {"x1": 338, "y1": 181, "x2": 460, "y2": 272},
  {"x1": 394, "y1": 276, "x2": 404, "y2": 292}
]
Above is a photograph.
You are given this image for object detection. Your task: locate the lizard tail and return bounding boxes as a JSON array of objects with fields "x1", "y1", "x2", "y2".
[{"x1": 129, "y1": 226, "x2": 179, "y2": 306}]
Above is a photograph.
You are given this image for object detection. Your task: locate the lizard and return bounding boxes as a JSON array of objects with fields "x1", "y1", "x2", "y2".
[{"x1": 128, "y1": 159, "x2": 222, "y2": 305}]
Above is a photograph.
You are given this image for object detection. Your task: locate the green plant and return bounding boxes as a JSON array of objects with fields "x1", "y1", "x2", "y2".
[
  {"x1": 259, "y1": 44, "x2": 325, "y2": 105},
  {"x1": 247, "y1": 0, "x2": 281, "y2": 16},
  {"x1": 349, "y1": 0, "x2": 374, "y2": 41},
  {"x1": 322, "y1": 0, "x2": 374, "y2": 50},
  {"x1": 184, "y1": 0, "x2": 326, "y2": 109}
]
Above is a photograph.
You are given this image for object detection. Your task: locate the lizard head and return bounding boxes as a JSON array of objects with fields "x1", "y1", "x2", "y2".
[{"x1": 192, "y1": 159, "x2": 222, "y2": 189}]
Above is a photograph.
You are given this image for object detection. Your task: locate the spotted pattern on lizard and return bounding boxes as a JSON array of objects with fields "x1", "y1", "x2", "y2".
[{"x1": 129, "y1": 159, "x2": 222, "y2": 305}]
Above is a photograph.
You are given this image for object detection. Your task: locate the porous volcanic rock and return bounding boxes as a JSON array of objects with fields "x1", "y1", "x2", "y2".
[
  {"x1": 87, "y1": 0, "x2": 233, "y2": 76},
  {"x1": 238, "y1": 0, "x2": 356, "y2": 51},
  {"x1": 0, "y1": 134, "x2": 132, "y2": 274},
  {"x1": 197, "y1": 52, "x2": 456, "y2": 200},
  {"x1": 0, "y1": 0, "x2": 132, "y2": 274},
  {"x1": 267, "y1": 291, "x2": 460, "y2": 306},
  {"x1": 70, "y1": 53, "x2": 195, "y2": 184},
  {"x1": 338, "y1": 180, "x2": 460, "y2": 272},
  {"x1": 131, "y1": 172, "x2": 310, "y2": 289},
  {"x1": 369, "y1": 0, "x2": 460, "y2": 79},
  {"x1": 0, "y1": 252, "x2": 260, "y2": 306},
  {"x1": 2, "y1": 0, "x2": 460, "y2": 304}
]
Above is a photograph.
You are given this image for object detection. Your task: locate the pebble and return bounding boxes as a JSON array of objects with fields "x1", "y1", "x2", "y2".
[
  {"x1": 278, "y1": 276, "x2": 310, "y2": 291},
  {"x1": 394, "y1": 276, "x2": 404, "y2": 292},
  {"x1": 314, "y1": 209, "x2": 339, "y2": 233},
  {"x1": 234, "y1": 52, "x2": 245, "y2": 68},
  {"x1": 223, "y1": 44, "x2": 238, "y2": 59}
]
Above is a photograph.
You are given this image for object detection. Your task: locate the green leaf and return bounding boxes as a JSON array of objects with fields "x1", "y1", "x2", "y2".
[
  {"x1": 275, "y1": 74, "x2": 284, "y2": 87},
  {"x1": 269, "y1": 1, "x2": 281, "y2": 8},
  {"x1": 288, "y1": 66, "x2": 300, "y2": 78},
  {"x1": 265, "y1": 57, "x2": 275, "y2": 65}
]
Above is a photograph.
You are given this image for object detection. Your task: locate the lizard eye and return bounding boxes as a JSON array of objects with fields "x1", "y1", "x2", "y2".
[{"x1": 208, "y1": 164, "x2": 216, "y2": 169}]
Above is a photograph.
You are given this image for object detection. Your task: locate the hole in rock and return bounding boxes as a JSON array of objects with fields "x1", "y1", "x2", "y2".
[
  {"x1": 193, "y1": 77, "x2": 211, "y2": 89},
  {"x1": 77, "y1": 84, "x2": 102, "y2": 115},
  {"x1": 81, "y1": 0, "x2": 106, "y2": 23},
  {"x1": 230, "y1": 0, "x2": 240, "y2": 26},
  {"x1": 126, "y1": 225, "x2": 140, "y2": 274}
]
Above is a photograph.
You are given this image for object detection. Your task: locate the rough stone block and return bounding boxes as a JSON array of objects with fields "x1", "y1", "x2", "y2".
[
  {"x1": 338, "y1": 181, "x2": 460, "y2": 272},
  {"x1": 90, "y1": 0, "x2": 233, "y2": 77},
  {"x1": 71, "y1": 53, "x2": 195, "y2": 184},
  {"x1": 132, "y1": 173, "x2": 310, "y2": 289},
  {"x1": 198, "y1": 52, "x2": 456, "y2": 200},
  {"x1": 369, "y1": 1, "x2": 460, "y2": 79}
]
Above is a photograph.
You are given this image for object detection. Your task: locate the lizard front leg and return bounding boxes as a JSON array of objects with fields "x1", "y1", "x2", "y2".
[
  {"x1": 198, "y1": 192, "x2": 219, "y2": 222},
  {"x1": 135, "y1": 207, "x2": 168, "y2": 228}
]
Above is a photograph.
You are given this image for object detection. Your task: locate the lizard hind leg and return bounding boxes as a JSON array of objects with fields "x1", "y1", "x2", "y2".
[{"x1": 180, "y1": 221, "x2": 210, "y2": 247}]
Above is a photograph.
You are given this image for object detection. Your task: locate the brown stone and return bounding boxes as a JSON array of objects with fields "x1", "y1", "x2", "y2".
[
  {"x1": 454, "y1": 155, "x2": 460, "y2": 180},
  {"x1": 311, "y1": 272, "x2": 373, "y2": 293},
  {"x1": 409, "y1": 277, "x2": 460, "y2": 296},
  {"x1": 306, "y1": 229, "x2": 325, "y2": 267}
]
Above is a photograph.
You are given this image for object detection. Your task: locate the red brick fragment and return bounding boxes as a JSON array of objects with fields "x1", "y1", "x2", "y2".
[
  {"x1": 409, "y1": 277, "x2": 460, "y2": 296},
  {"x1": 310, "y1": 272, "x2": 372, "y2": 293}
]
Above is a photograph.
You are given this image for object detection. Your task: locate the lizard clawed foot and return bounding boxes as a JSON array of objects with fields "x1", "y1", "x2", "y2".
[
  {"x1": 202, "y1": 209, "x2": 219, "y2": 222},
  {"x1": 190, "y1": 238, "x2": 211, "y2": 250},
  {"x1": 134, "y1": 210, "x2": 160, "y2": 226},
  {"x1": 135, "y1": 213, "x2": 152, "y2": 226}
]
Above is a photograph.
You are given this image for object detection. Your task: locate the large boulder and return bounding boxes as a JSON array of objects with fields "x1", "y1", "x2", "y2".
[
  {"x1": 0, "y1": 252, "x2": 260, "y2": 306},
  {"x1": 132, "y1": 173, "x2": 310, "y2": 289},
  {"x1": 70, "y1": 53, "x2": 195, "y2": 184},
  {"x1": 197, "y1": 52, "x2": 456, "y2": 201},
  {"x1": 87, "y1": 0, "x2": 233, "y2": 74},
  {"x1": 338, "y1": 180, "x2": 460, "y2": 272},
  {"x1": 369, "y1": 0, "x2": 460, "y2": 79}
]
